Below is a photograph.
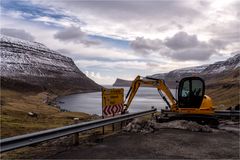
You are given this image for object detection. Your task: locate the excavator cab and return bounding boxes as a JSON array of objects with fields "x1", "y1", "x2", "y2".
[{"x1": 178, "y1": 77, "x2": 205, "y2": 109}]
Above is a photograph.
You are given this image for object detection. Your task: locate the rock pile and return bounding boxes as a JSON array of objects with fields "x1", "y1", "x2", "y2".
[
  {"x1": 123, "y1": 119, "x2": 156, "y2": 134},
  {"x1": 155, "y1": 120, "x2": 213, "y2": 132},
  {"x1": 124, "y1": 118, "x2": 214, "y2": 134}
]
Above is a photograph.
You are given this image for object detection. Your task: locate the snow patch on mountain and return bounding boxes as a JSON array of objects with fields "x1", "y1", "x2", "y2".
[
  {"x1": 202, "y1": 53, "x2": 240, "y2": 74},
  {"x1": 170, "y1": 65, "x2": 208, "y2": 74},
  {"x1": 0, "y1": 34, "x2": 101, "y2": 92},
  {"x1": 148, "y1": 52, "x2": 239, "y2": 81},
  {"x1": 0, "y1": 35, "x2": 82, "y2": 78}
]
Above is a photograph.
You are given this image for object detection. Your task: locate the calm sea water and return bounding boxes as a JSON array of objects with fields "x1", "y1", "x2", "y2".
[{"x1": 57, "y1": 86, "x2": 176, "y2": 115}]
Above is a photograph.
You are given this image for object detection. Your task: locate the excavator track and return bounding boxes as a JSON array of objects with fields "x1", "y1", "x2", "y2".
[{"x1": 156, "y1": 113, "x2": 219, "y2": 128}]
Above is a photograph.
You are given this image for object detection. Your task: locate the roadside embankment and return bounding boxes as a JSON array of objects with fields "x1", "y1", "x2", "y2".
[
  {"x1": 0, "y1": 89, "x2": 96, "y2": 138},
  {"x1": 48, "y1": 118, "x2": 240, "y2": 159},
  {"x1": 50, "y1": 129, "x2": 239, "y2": 159}
]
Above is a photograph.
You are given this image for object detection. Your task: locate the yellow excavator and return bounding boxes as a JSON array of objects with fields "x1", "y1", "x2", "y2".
[{"x1": 123, "y1": 75, "x2": 218, "y2": 125}]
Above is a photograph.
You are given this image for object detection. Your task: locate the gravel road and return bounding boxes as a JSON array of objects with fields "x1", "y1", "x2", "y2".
[{"x1": 49, "y1": 129, "x2": 239, "y2": 159}]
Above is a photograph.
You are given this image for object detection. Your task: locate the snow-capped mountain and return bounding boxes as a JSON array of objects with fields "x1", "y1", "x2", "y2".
[
  {"x1": 147, "y1": 73, "x2": 167, "y2": 80},
  {"x1": 149, "y1": 53, "x2": 239, "y2": 81},
  {"x1": 148, "y1": 65, "x2": 208, "y2": 83},
  {"x1": 114, "y1": 53, "x2": 239, "y2": 88},
  {"x1": 113, "y1": 53, "x2": 239, "y2": 108},
  {"x1": 166, "y1": 65, "x2": 209, "y2": 79},
  {"x1": 0, "y1": 35, "x2": 101, "y2": 94},
  {"x1": 202, "y1": 53, "x2": 240, "y2": 74}
]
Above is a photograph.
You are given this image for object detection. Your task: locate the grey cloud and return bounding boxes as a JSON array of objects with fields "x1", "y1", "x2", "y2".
[
  {"x1": 56, "y1": 48, "x2": 82, "y2": 60},
  {"x1": 130, "y1": 31, "x2": 218, "y2": 61},
  {"x1": 164, "y1": 32, "x2": 199, "y2": 50},
  {"x1": 56, "y1": 48, "x2": 75, "y2": 57},
  {"x1": 147, "y1": 62, "x2": 159, "y2": 68},
  {"x1": 43, "y1": 0, "x2": 203, "y2": 33},
  {"x1": 163, "y1": 32, "x2": 218, "y2": 61},
  {"x1": 54, "y1": 26, "x2": 85, "y2": 41},
  {"x1": 54, "y1": 26, "x2": 100, "y2": 46},
  {"x1": 1, "y1": 28, "x2": 35, "y2": 41},
  {"x1": 207, "y1": 21, "x2": 240, "y2": 44},
  {"x1": 130, "y1": 37, "x2": 163, "y2": 54},
  {"x1": 209, "y1": 39, "x2": 227, "y2": 50},
  {"x1": 198, "y1": 0, "x2": 210, "y2": 7},
  {"x1": 32, "y1": 0, "x2": 239, "y2": 51},
  {"x1": 203, "y1": 0, "x2": 240, "y2": 46},
  {"x1": 55, "y1": 1, "x2": 202, "y2": 21},
  {"x1": 156, "y1": 22, "x2": 184, "y2": 32},
  {"x1": 169, "y1": 48, "x2": 215, "y2": 61}
]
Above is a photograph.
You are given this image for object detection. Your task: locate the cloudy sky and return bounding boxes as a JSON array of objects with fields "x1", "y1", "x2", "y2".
[{"x1": 1, "y1": 0, "x2": 239, "y2": 84}]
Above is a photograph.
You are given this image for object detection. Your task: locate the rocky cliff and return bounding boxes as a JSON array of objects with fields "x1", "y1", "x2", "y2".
[
  {"x1": 0, "y1": 35, "x2": 101, "y2": 94},
  {"x1": 113, "y1": 78, "x2": 132, "y2": 86}
]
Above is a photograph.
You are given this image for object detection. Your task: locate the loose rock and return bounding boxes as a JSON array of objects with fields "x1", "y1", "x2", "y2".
[
  {"x1": 123, "y1": 118, "x2": 155, "y2": 134},
  {"x1": 124, "y1": 119, "x2": 214, "y2": 133},
  {"x1": 154, "y1": 120, "x2": 213, "y2": 132}
]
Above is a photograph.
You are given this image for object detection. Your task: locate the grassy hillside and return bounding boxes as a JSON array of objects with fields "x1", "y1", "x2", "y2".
[
  {"x1": 0, "y1": 89, "x2": 91, "y2": 138},
  {"x1": 206, "y1": 87, "x2": 239, "y2": 109},
  {"x1": 204, "y1": 70, "x2": 239, "y2": 109}
]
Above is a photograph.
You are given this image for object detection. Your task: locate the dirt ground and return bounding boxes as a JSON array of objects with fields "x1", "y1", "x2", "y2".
[{"x1": 48, "y1": 129, "x2": 239, "y2": 159}]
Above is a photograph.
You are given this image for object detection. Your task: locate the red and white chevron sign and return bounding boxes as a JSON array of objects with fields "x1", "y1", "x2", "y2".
[
  {"x1": 103, "y1": 104, "x2": 124, "y2": 116},
  {"x1": 102, "y1": 88, "x2": 124, "y2": 117}
]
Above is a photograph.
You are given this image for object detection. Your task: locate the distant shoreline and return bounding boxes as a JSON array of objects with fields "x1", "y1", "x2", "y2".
[{"x1": 52, "y1": 89, "x2": 101, "y2": 112}]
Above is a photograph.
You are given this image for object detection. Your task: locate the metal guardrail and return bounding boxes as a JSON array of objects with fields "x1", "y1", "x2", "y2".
[
  {"x1": 161, "y1": 109, "x2": 240, "y2": 118},
  {"x1": 0, "y1": 108, "x2": 156, "y2": 153}
]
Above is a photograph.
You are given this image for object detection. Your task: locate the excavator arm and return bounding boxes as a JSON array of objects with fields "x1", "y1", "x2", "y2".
[{"x1": 123, "y1": 75, "x2": 177, "y2": 112}]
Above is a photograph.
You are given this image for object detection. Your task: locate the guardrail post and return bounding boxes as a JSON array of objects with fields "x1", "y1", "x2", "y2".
[
  {"x1": 112, "y1": 113, "x2": 115, "y2": 132},
  {"x1": 73, "y1": 118, "x2": 79, "y2": 145},
  {"x1": 151, "y1": 106, "x2": 155, "y2": 119},
  {"x1": 102, "y1": 115, "x2": 105, "y2": 135}
]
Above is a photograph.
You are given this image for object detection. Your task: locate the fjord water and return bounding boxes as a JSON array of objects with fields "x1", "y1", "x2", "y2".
[{"x1": 58, "y1": 87, "x2": 176, "y2": 115}]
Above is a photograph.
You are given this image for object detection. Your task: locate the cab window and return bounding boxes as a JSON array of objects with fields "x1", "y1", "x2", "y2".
[
  {"x1": 192, "y1": 80, "x2": 203, "y2": 97},
  {"x1": 181, "y1": 80, "x2": 190, "y2": 98},
  {"x1": 178, "y1": 77, "x2": 205, "y2": 108}
]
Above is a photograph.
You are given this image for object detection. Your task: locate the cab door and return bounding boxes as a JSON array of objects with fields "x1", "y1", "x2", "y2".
[{"x1": 178, "y1": 77, "x2": 205, "y2": 108}]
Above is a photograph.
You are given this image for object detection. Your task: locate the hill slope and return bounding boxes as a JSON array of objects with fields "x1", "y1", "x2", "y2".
[{"x1": 0, "y1": 35, "x2": 101, "y2": 94}]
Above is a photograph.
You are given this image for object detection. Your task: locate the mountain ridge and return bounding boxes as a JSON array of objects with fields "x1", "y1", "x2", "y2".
[
  {"x1": 113, "y1": 53, "x2": 239, "y2": 107},
  {"x1": 0, "y1": 35, "x2": 101, "y2": 95},
  {"x1": 113, "y1": 53, "x2": 239, "y2": 87}
]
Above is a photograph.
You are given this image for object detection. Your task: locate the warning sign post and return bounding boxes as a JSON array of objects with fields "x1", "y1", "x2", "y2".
[{"x1": 102, "y1": 88, "x2": 124, "y2": 118}]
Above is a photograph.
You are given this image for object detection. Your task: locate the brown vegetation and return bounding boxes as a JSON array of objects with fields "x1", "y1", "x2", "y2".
[
  {"x1": 0, "y1": 89, "x2": 91, "y2": 138},
  {"x1": 205, "y1": 70, "x2": 239, "y2": 109}
]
